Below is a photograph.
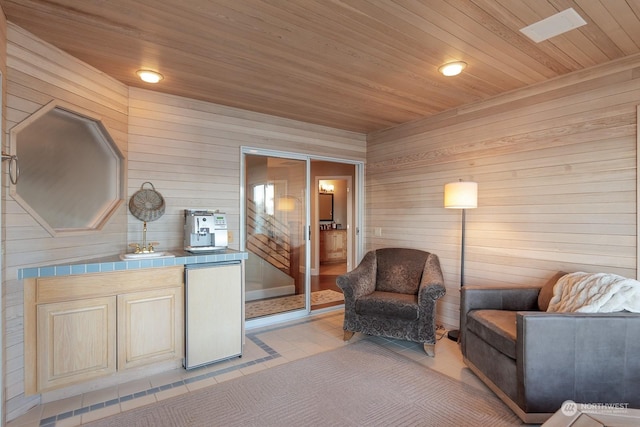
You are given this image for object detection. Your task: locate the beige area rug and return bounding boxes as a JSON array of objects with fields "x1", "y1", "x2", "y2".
[
  {"x1": 84, "y1": 339, "x2": 522, "y2": 427},
  {"x1": 245, "y1": 289, "x2": 344, "y2": 319}
]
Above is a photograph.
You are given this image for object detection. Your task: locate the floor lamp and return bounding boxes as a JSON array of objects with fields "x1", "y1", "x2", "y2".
[{"x1": 444, "y1": 181, "x2": 478, "y2": 342}]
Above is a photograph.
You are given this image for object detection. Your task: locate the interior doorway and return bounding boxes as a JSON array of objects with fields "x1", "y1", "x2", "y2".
[{"x1": 311, "y1": 164, "x2": 355, "y2": 311}]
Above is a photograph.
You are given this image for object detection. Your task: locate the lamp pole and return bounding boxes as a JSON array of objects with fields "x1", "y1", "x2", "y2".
[
  {"x1": 444, "y1": 180, "x2": 478, "y2": 342},
  {"x1": 447, "y1": 207, "x2": 466, "y2": 342},
  {"x1": 460, "y1": 208, "x2": 466, "y2": 287}
]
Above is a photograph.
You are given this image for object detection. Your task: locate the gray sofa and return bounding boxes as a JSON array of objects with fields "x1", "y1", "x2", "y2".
[
  {"x1": 337, "y1": 248, "x2": 445, "y2": 356},
  {"x1": 460, "y1": 283, "x2": 640, "y2": 424}
]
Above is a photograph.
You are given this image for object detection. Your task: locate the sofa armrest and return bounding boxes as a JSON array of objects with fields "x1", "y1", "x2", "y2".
[
  {"x1": 516, "y1": 311, "x2": 640, "y2": 413},
  {"x1": 462, "y1": 285, "x2": 541, "y2": 312},
  {"x1": 460, "y1": 285, "x2": 541, "y2": 349}
]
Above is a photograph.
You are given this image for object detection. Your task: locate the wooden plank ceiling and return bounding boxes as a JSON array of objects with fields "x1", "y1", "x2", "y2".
[{"x1": 2, "y1": 0, "x2": 640, "y2": 134}]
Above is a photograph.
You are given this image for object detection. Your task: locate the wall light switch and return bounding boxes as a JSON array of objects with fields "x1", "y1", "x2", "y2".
[{"x1": 374, "y1": 227, "x2": 382, "y2": 237}]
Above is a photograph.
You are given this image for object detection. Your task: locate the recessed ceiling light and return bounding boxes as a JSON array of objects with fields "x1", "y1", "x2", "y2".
[
  {"x1": 136, "y1": 69, "x2": 164, "y2": 83},
  {"x1": 438, "y1": 61, "x2": 467, "y2": 77},
  {"x1": 520, "y1": 8, "x2": 587, "y2": 43}
]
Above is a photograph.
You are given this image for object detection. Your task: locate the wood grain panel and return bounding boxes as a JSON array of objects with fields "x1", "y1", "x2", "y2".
[
  {"x1": 35, "y1": 267, "x2": 184, "y2": 304},
  {"x1": 36, "y1": 297, "x2": 116, "y2": 393},
  {"x1": 2, "y1": 0, "x2": 640, "y2": 132},
  {"x1": 127, "y1": 88, "x2": 365, "y2": 252},
  {"x1": 5, "y1": 0, "x2": 640, "y2": 419},
  {"x1": 3, "y1": 23, "x2": 129, "y2": 418},
  {"x1": 117, "y1": 287, "x2": 183, "y2": 370},
  {"x1": 4, "y1": 22, "x2": 365, "y2": 421},
  {"x1": 366, "y1": 57, "x2": 640, "y2": 330}
]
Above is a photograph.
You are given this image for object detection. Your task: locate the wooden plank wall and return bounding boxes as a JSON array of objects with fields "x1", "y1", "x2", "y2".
[
  {"x1": 2, "y1": 24, "x2": 365, "y2": 421},
  {"x1": 366, "y1": 54, "x2": 640, "y2": 329},
  {"x1": 127, "y1": 88, "x2": 366, "y2": 253},
  {"x1": 3, "y1": 24, "x2": 129, "y2": 419}
]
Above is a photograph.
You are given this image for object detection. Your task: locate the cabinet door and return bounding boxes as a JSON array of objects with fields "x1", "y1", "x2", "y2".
[
  {"x1": 185, "y1": 263, "x2": 242, "y2": 368},
  {"x1": 117, "y1": 287, "x2": 183, "y2": 370},
  {"x1": 326, "y1": 230, "x2": 347, "y2": 261},
  {"x1": 37, "y1": 297, "x2": 116, "y2": 392},
  {"x1": 319, "y1": 231, "x2": 327, "y2": 262},
  {"x1": 337, "y1": 230, "x2": 347, "y2": 258}
]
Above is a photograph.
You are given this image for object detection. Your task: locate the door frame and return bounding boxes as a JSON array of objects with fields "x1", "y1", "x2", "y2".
[
  {"x1": 241, "y1": 147, "x2": 364, "y2": 329},
  {"x1": 313, "y1": 175, "x2": 353, "y2": 275}
]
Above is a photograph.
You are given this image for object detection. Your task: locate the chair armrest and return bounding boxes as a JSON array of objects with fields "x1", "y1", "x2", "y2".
[
  {"x1": 336, "y1": 250, "x2": 377, "y2": 302},
  {"x1": 416, "y1": 254, "x2": 446, "y2": 340},
  {"x1": 418, "y1": 253, "x2": 446, "y2": 302},
  {"x1": 460, "y1": 285, "x2": 541, "y2": 349},
  {"x1": 516, "y1": 312, "x2": 640, "y2": 412}
]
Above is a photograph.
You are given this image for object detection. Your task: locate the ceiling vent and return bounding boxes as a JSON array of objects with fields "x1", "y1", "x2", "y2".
[{"x1": 520, "y1": 8, "x2": 587, "y2": 43}]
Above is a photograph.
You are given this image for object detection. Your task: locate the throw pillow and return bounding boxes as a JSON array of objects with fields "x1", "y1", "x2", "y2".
[{"x1": 538, "y1": 272, "x2": 567, "y2": 311}]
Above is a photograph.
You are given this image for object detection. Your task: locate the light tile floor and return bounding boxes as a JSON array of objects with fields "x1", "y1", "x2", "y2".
[{"x1": 8, "y1": 310, "x2": 490, "y2": 427}]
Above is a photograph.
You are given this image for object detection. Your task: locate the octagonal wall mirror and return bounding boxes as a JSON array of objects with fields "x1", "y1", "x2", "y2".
[{"x1": 10, "y1": 101, "x2": 124, "y2": 236}]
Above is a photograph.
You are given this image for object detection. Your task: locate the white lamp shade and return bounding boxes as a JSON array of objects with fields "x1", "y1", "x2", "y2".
[
  {"x1": 276, "y1": 196, "x2": 296, "y2": 212},
  {"x1": 444, "y1": 181, "x2": 478, "y2": 209}
]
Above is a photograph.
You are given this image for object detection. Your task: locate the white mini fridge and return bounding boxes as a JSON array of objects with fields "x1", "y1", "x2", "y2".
[{"x1": 184, "y1": 261, "x2": 243, "y2": 369}]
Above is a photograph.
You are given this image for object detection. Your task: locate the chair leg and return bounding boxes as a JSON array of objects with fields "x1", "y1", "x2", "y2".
[
  {"x1": 423, "y1": 343, "x2": 435, "y2": 357},
  {"x1": 343, "y1": 330, "x2": 355, "y2": 341}
]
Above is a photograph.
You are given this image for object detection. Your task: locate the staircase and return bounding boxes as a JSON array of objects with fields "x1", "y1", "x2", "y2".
[{"x1": 246, "y1": 199, "x2": 292, "y2": 276}]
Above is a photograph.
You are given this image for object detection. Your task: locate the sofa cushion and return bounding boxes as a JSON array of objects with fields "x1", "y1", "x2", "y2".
[
  {"x1": 355, "y1": 291, "x2": 419, "y2": 320},
  {"x1": 466, "y1": 310, "x2": 518, "y2": 359}
]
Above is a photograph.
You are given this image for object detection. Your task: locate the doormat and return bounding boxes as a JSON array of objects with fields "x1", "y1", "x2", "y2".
[{"x1": 246, "y1": 289, "x2": 344, "y2": 319}]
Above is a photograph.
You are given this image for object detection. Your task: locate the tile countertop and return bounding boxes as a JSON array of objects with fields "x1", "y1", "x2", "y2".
[{"x1": 18, "y1": 249, "x2": 248, "y2": 280}]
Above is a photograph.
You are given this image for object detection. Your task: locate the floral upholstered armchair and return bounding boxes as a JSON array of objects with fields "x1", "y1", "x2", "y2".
[{"x1": 337, "y1": 248, "x2": 446, "y2": 356}]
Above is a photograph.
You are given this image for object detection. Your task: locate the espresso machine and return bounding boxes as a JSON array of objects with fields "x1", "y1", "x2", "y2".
[{"x1": 184, "y1": 209, "x2": 228, "y2": 252}]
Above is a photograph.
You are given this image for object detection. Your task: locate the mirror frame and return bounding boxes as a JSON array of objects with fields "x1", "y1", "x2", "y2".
[{"x1": 9, "y1": 100, "x2": 124, "y2": 236}]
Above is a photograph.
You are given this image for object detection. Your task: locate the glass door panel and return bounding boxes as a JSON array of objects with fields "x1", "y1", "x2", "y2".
[{"x1": 244, "y1": 154, "x2": 307, "y2": 320}]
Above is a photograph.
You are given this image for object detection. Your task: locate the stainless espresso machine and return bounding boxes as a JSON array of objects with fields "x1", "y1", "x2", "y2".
[{"x1": 183, "y1": 209, "x2": 228, "y2": 252}]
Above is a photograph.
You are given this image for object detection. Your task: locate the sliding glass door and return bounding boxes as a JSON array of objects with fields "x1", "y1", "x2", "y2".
[
  {"x1": 242, "y1": 148, "x2": 364, "y2": 326},
  {"x1": 243, "y1": 152, "x2": 309, "y2": 322}
]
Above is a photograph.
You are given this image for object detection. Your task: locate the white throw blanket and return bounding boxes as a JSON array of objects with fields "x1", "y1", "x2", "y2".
[{"x1": 547, "y1": 272, "x2": 640, "y2": 313}]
